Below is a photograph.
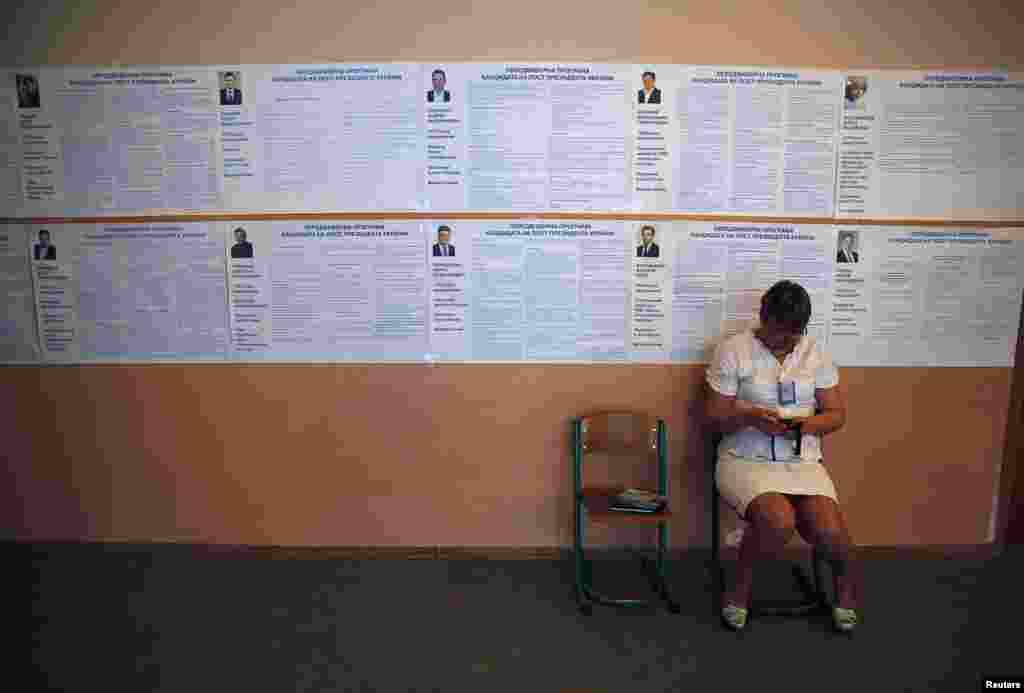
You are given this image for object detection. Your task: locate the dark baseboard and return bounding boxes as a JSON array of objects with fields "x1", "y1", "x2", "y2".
[{"x1": 7, "y1": 539, "x2": 1007, "y2": 561}]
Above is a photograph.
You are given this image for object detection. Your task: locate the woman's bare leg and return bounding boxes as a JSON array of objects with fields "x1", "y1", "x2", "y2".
[
  {"x1": 723, "y1": 492, "x2": 798, "y2": 607},
  {"x1": 793, "y1": 494, "x2": 858, "y2": 609}
]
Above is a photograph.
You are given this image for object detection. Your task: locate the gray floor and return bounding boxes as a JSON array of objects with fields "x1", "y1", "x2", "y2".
[{"x1": 22, "y1": 543, "x2": 1023, "y2": 692}]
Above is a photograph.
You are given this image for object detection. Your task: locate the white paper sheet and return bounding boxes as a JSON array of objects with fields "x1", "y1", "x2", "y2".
[
  {"x1": 836, "y1": 71, "x2": 1024, "y2": 220},
  {"x1": 421, "y1": 65, "x2": 471, "y2": 211},
  {"x1": 577, "y1": 222, "x2": 630, "y2": 362},
  {"x1": 426, "y1": 220, "x2": 471, "y2": 361},
  {"x1": 29, "y1": 222, "x2": 229, "y2": 361},
  {"x1": 28, "y1": 223, "x2": 79, "y2": 361},
  {"x1": 672, "y1": 222, "x2": 837, "y2": 361},
  {"x1": 676, "y1": 66, "x2": 841, "y2": 217},
  {"x1": 79, "y1": 222, "x2": 228, "y2": 360},
  {"x1": 0, "y1": 100, "x2": 21, "y2": 214},
  {"x1": 428, "y1": 63, "x2": 632, "y2": 212},
  {"x1": 7, "y1": 67, "x2": 223, "y2": 216},
  {"x1": 630, "y1": 220, "x2": 674, "y2": 362},
  {"x1": 829, "y1": 227, "x2": 1024, "y2": 366},
  {"x1": 9, "y1": 69, "x2": 65, "y2": 212},
  {"x1": 223, "y1": 64, "x2": 424, "y2": 212},
  {"x1": 429, "y1": 219, "x2": 629, "y2": 362},
  {"x1": 226, "y1": 220, "x2": 428, "y2": 361},
  {"x1": 0, "y1": 224, "x2": 39, "y2": 361},
  {"x1": 631, "y1": 64, "x2": 681, "y2": 212}
]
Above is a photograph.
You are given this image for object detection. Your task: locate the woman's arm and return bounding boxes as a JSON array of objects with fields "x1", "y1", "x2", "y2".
[
  {"x1": 705, "y1": 386, "x2": 789, "y2": 436},
  {"x1": 798, "y1": 385, "x2": 846, "y2": 435}
]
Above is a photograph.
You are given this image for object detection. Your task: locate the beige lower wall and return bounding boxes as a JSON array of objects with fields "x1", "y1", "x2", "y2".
[{"x1": 0, "y1": 364, "x2": 1010, "y2": 547}]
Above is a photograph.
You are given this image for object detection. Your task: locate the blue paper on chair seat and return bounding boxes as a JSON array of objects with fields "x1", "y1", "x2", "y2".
[{"x1": 609, "y1": 488, "x2": 667, "y2": 512}]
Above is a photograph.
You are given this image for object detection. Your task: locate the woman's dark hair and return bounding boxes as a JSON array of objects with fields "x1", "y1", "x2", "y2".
[{"x1": 760, "y1": 280, "x2": 811, "y2": 332}]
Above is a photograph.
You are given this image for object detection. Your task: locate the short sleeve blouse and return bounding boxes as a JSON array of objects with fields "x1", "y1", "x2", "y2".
[{"x1": 705, "y1": 329, "x2": 839, "y2": 462}]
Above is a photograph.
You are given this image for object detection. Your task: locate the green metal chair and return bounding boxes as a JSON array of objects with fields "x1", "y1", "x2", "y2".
[{"x1": 572, "y1": 412, "x2": 680, "y2": 614}]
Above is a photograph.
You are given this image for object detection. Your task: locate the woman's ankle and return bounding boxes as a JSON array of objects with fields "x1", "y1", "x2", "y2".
[
  {"x1": 835, "y1": 579, "x2": 857, "y2": 609},
  {"x1": 723, "y1": 583, "x2": 752, "y2": 608}
]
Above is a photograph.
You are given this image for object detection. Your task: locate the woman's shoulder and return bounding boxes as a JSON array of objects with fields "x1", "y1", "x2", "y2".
[
  {"x1": 796, "y1": 334, "x2": 835, "y2": 365},
  {"x1": 712, "y1": 329, "x2": 756, "y2": 362}
]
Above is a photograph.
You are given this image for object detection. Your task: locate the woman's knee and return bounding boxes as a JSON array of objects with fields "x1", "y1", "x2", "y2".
[
  {"x1": 796, "y1": 497, "x2": 851, "y2": 551},
  {"x1": 746, "y1": 493, "x2": 797, "y2": 537}
]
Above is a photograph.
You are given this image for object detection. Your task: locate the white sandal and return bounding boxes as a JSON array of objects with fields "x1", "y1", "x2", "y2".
[
  {"x1": 832, "y1": 606, "x2": 858, "y2": 632},
  {"x1": 722, "y1": 603, "x2": 748, "y2": 630}
]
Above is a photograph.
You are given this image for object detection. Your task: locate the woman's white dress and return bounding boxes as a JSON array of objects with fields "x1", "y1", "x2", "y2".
[{"x1": 706, "y1": 328, "x2": 840, "y2": 518}]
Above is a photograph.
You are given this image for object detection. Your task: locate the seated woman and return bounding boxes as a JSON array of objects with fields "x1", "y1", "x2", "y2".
[{"x1": 705, "y1": 280, "x2": 859, "y2": 632}]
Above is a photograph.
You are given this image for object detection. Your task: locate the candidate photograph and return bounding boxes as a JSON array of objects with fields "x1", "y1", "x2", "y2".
[
  {"x1": 16, "y1": 73, "x2": 40, "y2": 109},
  {"x1": 427, "y1": 69, "x2": 451, "y2": 103},
  {"x1": 836, "y1": 230, "x2": 859, "y2": 263},
  {"x1": 844, "y1": 76, "x2": 866, "y2": 109},
  {"x1": 219, "y1": 71, "x2": 243, "y2": 106},
  {"x1": 34, "y1": 229, "x2": 56, "y2": 260},
  {"x1": 432, "y1": 225, "x2": 455, "y2": 257},
  {"x1": 230, "y1": 227, "x2": 253, "y2": 259},
  {"x1": 637, "y1": 225, "x2": 659, "y2": 257},
  {"x1": 638, "y1": 71, "x2": 661, "y2": 104}
]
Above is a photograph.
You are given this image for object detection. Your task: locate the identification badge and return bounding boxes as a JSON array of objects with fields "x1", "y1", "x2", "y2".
[{"x1": 778, "y1": 381, "x2": 797, "y2": 406}]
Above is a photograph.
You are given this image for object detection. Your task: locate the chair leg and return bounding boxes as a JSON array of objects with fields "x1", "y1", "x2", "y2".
[
  {"x1": 572, "y1": 534, "x2": 683, "y2": 613},
  {"x1": 574, "y1": 560, "x2": 593, "y2": 614},
  {"x1": 574, "y1": 499, "x2": 593, "y2": 615},
  {"x1": 749, "y1": 548, "x2": 827, "y2": 617},
  {"x1": 575, "y1": 509, "x2": 658, "y2": 611},
  {"x1": 710, "y1": 484, "x2": 722, "y2": 618},
  {"x1": 710, "y1": 555, "x2": 724, "y2": 609},
  {"x1": 645, "y1": 526, "x2": 680, "y2": 613},
  {"x1": 792, "y1": 563, "x2": 819, "y2": 603},
  {"x1": 812, "y1": 545, "x2": 831, "y2": 607}
]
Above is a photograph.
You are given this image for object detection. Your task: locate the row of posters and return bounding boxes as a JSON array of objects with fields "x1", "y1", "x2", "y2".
[
  {"x1": 4, "y1": 221, "x2": 1021, "y2": 366},
  {"x1": 3, "y1": 65, "x2": 1022, "y2": 218}
]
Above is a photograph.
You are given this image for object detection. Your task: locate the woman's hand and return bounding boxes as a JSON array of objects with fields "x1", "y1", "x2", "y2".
[
  {"x1": 744, "y1": 407, "x2": 791, "y2": 436},
  {"x1": 787, "y1": 415, "x2": 812, "y2": 433}
]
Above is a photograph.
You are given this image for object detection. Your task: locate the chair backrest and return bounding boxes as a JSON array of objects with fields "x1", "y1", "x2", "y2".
[
  {"x1": 574, "y1": 411, "x2": 665, "y2": 494},
  {"x1": 579, "y1": 411, "x2": 659, "y2": 455}
]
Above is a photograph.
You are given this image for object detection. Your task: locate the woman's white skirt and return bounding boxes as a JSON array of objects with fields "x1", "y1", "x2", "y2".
[{"x1": 716, "y1": 450, "x2": 839, "y2": 518}]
